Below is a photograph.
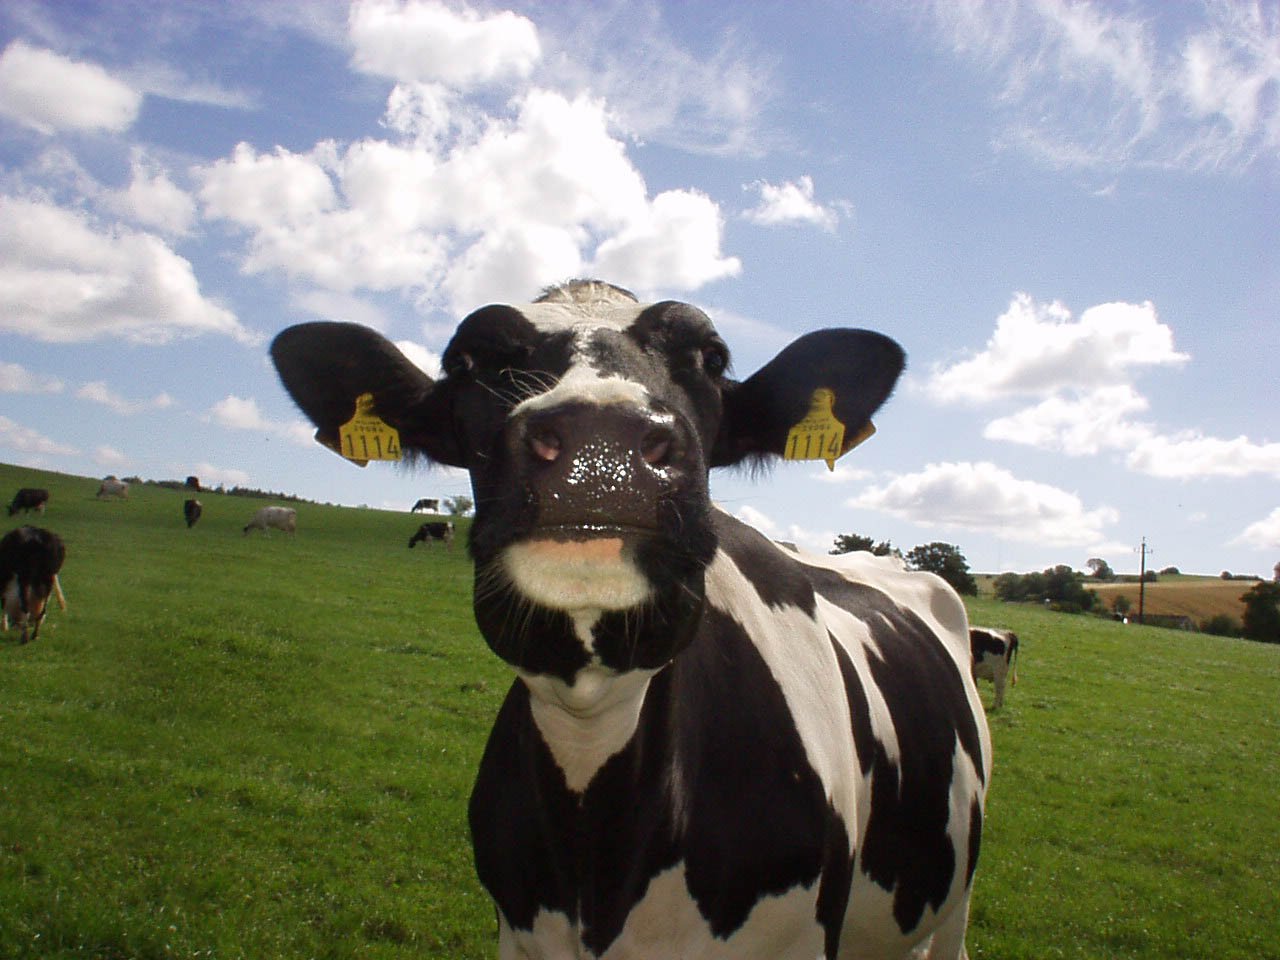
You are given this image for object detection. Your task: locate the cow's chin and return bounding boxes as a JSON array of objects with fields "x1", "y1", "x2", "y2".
[{"x1": 503, "y1": 531, "x2": 654, "y2": 613}]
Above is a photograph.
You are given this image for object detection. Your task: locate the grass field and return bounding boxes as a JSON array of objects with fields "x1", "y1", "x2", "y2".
[
  {"x1": 3, "y1": 463, "x2": 1278, "y2": 959},
  {"x1": 1089, "y1": 575, "x2": 1255, "y2": 624}
]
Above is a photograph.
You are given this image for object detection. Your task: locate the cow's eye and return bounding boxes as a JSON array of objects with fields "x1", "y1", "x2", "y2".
[
  {"x1": 444, "y1": 350, "x2": 476, "y2": 377},
  {"x1": 700, "y1": 344, "x2": 728, "y2": 378}
]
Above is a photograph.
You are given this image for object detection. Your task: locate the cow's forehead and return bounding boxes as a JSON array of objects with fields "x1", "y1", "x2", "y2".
[{"x1": 515, "y1": 300, "x2": 650, "y2": 336}]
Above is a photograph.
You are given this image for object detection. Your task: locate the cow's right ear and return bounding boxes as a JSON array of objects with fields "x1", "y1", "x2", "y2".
[{"x1": 270, "y1": 322, "x2": 465, "y2": 468}]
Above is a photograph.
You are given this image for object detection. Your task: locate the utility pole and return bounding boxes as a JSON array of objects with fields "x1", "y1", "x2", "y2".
[{"x1": 1137, "y1": 537, "x2": 1148, "y2": 626}]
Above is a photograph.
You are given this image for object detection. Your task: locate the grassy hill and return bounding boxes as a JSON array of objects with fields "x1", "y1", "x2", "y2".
[{"x1": 3, "y1": 463, "x2": 1278, "y2": 958}]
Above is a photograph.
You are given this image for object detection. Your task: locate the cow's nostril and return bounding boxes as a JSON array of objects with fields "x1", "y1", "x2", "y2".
[
  {"x1": 528, "y1": 430, "x2": 562, "y2": 463},
  {"x1": 640, "y1": 427, "x2": 674, "y2": 467}
]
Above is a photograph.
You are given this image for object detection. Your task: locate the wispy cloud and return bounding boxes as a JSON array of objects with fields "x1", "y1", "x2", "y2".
[{"x1": 77, "y1": 381, "x2": 174, "y2": 416}]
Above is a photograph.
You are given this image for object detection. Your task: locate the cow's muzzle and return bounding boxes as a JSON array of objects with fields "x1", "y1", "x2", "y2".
[{"x1": 516, "y1": 401, "x2": 688, "y2": 534}]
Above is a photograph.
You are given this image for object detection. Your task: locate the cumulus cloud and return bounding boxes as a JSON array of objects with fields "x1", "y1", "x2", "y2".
[
  {"x1": 208, "y1": 395, "x2": 313, "y2": 446},
  {"x1": 743, "y1": 176, "x2": 840, "y2": 231},
  {"x1": 733, "y1": 504, "x2": 834, "y2": 555},
  {"x1": 0, "y1": 362, "x2": 63, "y2": 394},
  {"x1": 1231, "y1": 507, "x2": 1280, "y2": 549},
  {"x1": 926, "y1": 294, "x2": 1187, "y2": 403},
  {"x1": 94, "y1": 445, "x2": 130, "y2": 469},
  {"x1": 0, "y1": 415, "x2": 78, "y2": 457},
  {"x1": 196, "y1": 88, "x2": 739, "y2": 314},
  {"x1": 105, "y1": 156, "x2": 197, "y2": 236},
  {"x1": 76, "y1": 381, "x2": 174, "y2": 416},
  {"x1": 0, "y1": 197, "x2": 254, "y2": 345},
  {"x1": 349, "y1": 0, "x2": 541, "y2": 88},
  {"x1": 394, "y1": 339, "x2": 443, "y2": 378},
  {"x1": 922, "y1": 0, "x2": 1280, "y2": 171},
  {"x1": 983, "y1": 385, "x2": 1151, "y2": 455},
  {"x1": 849, "y1": 460, "x2": 1119, "y2": 547},
  {"x1": 1127, "y1": 432, "x2": 1280, "y2": 479},
  {"x1": 0, "y1": 41, "x2": 142, "y2": 135},
  {"x1": 188, "y1": 461, "x2": 251, "y2": 488}
]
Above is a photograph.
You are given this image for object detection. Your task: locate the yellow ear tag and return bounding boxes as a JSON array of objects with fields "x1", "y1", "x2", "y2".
[
  {"x1": 784, "y1": 388, "x2": 875, "y2": 471},
  {"x1": 335, "y1": 393, "x2": 401, "y2": 467}
]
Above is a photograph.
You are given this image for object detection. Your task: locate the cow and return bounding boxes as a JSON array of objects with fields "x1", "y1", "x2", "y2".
[
  {"x1": 7, "y1": 487, "x2": 49, "y2": 517},
  {"x1": 969, "y1": 627, "x2": 1019, "y2": 709},
  {"x1": 271, "y1": 280, "x2": 991, "y2": 960},
  {"x1": 96, "y1": 476, "x2": 129, "y2": 499},
  {"x1": 411, "y1": 497, "x2": 440, "y2": 513},
  {"x1": 185, "y1": 475, "x2": 201, "y2": 491},
  {"x1": 408, "y1": 521, "x2": 454, "y2": 549},
  {"x1": 243, "y1": 505, "x2": 296, "y2": 535},
  {"x1": 183, "y1": 499, "x2": 203, "y2": 529},
  {"x1": 0, "y1": 526, "x2": 66, "y2": 644}
]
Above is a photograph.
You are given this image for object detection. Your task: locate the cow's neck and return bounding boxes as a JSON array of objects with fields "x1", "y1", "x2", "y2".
[{"x1": 520, "y1": 654, "x2": 659, "y2": 794}]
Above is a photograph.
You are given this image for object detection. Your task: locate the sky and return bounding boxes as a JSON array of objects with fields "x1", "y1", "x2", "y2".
[{"x1": 1, "y1": 0, "x2": 1277, "y2": 578}]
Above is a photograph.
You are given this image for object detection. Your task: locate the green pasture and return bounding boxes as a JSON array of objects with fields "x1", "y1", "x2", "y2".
[{"x1": 2, "y1": 464, "x2": 1277, "y2": 959}]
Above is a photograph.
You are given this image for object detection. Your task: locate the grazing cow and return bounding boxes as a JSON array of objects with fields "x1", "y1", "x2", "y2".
[
  {"x1": 408, "y1": 521, "x2": 454, "y2": 549},
  {"x1": 183, "y1": 499, "x2": 203, "y2": 528},
  {"x1": 7, "y1": 487, "x2": 49, "y2": 517},
  {"x1": 411, "y1": 497, "x2": 440, "y2": 513},
  {"x1": 271, "y1": 280, "x2": 991, "y2": 960},
  {"x1": 0, "y1": 526, "x2": 66, "y2": 644},
  {"x1": 243, "y1": 505, "x2": 297, "y2": 535},
  {"x1": 969, "y1": 627, "x2": 1019, "y2": 709},
  {"x1": 96, "y1": 476, "x2": 129, "y2": 499}
]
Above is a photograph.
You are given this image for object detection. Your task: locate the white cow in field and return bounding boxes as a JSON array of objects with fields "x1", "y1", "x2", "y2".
[
  {"x1": 96, "y1": 476, "x2": 129, "y2": 499},
  {"x1": 243, "y1": 506, "x2": 297, "y2": 535}
]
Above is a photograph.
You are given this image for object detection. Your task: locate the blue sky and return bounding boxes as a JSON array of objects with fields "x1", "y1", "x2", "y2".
[{"x1": 1, "y1": 0, "x2": 1276, "y2": 577}]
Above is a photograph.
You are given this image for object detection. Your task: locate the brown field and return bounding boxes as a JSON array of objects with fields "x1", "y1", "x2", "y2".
[{"x1": 1085, "y1": 576, "x2": 1254, "y2": 624}]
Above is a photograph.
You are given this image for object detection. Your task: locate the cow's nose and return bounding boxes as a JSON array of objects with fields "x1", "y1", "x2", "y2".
[{"x1": 518, "y1": 403, "x2": 686, "y2": 529}]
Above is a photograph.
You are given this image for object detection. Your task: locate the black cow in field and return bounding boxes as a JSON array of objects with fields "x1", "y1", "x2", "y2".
[
  {"x1": 183, "y1": 499, "x2": 203, "y2": 528},
  {"x1": 7, "y1": 487, "x2": 48, "y2": 517},
  {"x1": 0, "y1": 525, "x2": 66, "y2": 644},
  {"x1": 411, "y1": 497, "x2": 440, "y2": 513},
  {"x1": 272, "y1": 280, "x2": 991, "y2": 959},
  {"x1": 408, "y1": 521, "x2": 454, "y2": 549},
  {"x1": 185, "y1": 475, "x2": 201, "y2": 491},
  {"x1": 970, "y1": 627, "x2": 1019, "y2": 709}
]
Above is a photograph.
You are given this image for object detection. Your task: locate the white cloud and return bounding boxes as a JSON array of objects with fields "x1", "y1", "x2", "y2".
[
  {"x1": 76, "y1": 381, "x2": 175, "y2": 416},
  {"x1": 394, "y1": 339, "x2": 443, "y2": 378},
  {"x1": 733, "y1": 503, "x2": 834, "y2": 555},
  {"x1": 1231, "y1": 507, "x2": 1280, "y2": 549},
  {"x1": 349, "y1": 0, "x2": 541, "y2": 88},
  {"x1": 291, "y1": 288, "x2": 391, "y2": 331},
  {"x1": 849, "y1": 460, "x2": 1119, "y2": 547},
  {"x1": 983, "y1": 385, "x2": 1151, "y2": 455},
  {"x1": 923, "y1": 0, "x2": 1280, "y2": 171},
  {"x1": 105, "y1": 156, "x2": 197, "y2": 236},
  {"x1": 208, "y1": 395, "x2": 313, "y2": 446},
  {"x1": 94, "y1": 445, "x2": 129, "y2": 469},
  {"x1": 926, "y1": 294, "x2": 1188, "y2": 403},
  {"x1": 197, "y1": 89, "x2": 739, "y2": 314},
  {"x1": 743, "y1": 176, "x2": 839, "y2": 231},
  {"x1": 189, "y1": 461, "x2": 251, "y2": 488},
  {"x1": 0, "y1": 196, "x2": 254, "y2": 345},
  {"x1": 0, "y1": 361, "x2": 63, "y2": 394},
  {"x1": 0, "y1": 41, "x2": 141, "y2": 135},
  {"x1": 1128, "y1": 432, "x2": 1280, "y2": 479},
  {"x1": 0, "y1": 415, "x2": 78, "y2": 457}
]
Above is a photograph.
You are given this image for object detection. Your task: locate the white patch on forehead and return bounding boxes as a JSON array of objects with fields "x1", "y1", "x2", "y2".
[
  {"x1": 519, "y1": 298, "x2": 646, "y2": 335},
  {"x1": 512, "y1": 363, "x2": 649, "y2": 418}
]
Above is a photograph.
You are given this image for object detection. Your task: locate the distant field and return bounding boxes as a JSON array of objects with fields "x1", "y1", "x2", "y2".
[
  {"x1": 3, "y1": 463, "x2": 1278, "y2": 959},
  {"x1": 1089, "y1": 575, "x2": 1254, "y2": 623}
]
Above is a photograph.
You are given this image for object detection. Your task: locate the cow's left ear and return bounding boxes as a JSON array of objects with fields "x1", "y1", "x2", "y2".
[
  {"x1": 270, "y1": 322, "x2": 466, "y2": 467},
  {"x1": 711, "y1": 328, "x2": 904, "y2": 468}
]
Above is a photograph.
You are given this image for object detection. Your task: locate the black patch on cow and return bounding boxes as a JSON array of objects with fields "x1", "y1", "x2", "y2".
[
  {"x1": 804, "y1": 566, "x2": 985, "y2": 935},
  {"x1": 712, "y1": 513, "x2": 817, "y2": 615},
  {"x1": 969, "y1": 627, "x2": 1009, "y2": 660},
  {"x1": 469, "y1": 603, "x2": 842, "y2": 956},
  {"x1": 966, "y1": 796, "x2": 983, "y2": 888},
  {"x1": 471, "y1": 576, "x2": 592, "y2": 684}
]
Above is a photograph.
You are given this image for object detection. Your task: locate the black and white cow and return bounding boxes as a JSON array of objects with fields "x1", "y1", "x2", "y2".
[
  {"x1": 411, "y1": 497, "x2": 441, "y2": 513},
  {"x1": 7, "y1": 487, "x2": 49, "y2": 517},
  {"x1": 271, "y1": 280, "x2": 991, "y2": 959},
  {"x1": 0, "y1": 525, "x2": 66, "y2": 644},
  {"x1": 96, "y1": 475, "x2": 129, "y2": 499},
  {"x1": 184, "y1": 499, "x2": 203, "y2": 529},
  {"x1": 969, "y1": 627, "x2": 1019, "y2": 709},
  {"x1": 409, "y1": 521, "x2": 454, "y2": 549}
]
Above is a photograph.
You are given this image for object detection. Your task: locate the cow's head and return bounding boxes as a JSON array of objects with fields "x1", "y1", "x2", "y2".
[{"x1": 272, "y1": 281, "x2": 903, "y2": 682}]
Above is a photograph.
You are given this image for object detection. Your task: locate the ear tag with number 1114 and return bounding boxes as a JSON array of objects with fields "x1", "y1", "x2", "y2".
[
  {"x1": 784, "y1": 387, "x2": 875, "y2": 471},
  {"x1": 336, "y1": 393, "x2": 401, "y2": 467}
]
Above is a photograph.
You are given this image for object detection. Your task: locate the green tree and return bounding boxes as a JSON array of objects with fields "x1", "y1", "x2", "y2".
[
  {"x1": 831, "y1": 533, "x2": 895, "y2": 556},
  {"x1": 1240, "y1": 581, "x2": 1280, "y2": 644},
  {"x1": 905, "y1": 542, "x2": 977, "y2": 596},
  {"x1": 444, "y1": 495, "x2": 474, "y2": 516},
  {"x1": 1086, "y1": 557, "x2": 1115, "y2": 580}
]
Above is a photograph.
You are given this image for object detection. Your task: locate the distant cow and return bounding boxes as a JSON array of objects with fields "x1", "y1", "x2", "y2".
[
  {"x1": 185, "y1": 475, "x2": 201, "y2": 491},
  {"x1": 411, "y1": 497, "x2": 440, "y2": 513},
  {"x1": 96, "y1": 476, "x2": 129, "y2": 499},
  {"x1": 7, "y1": 487, "x2": 49, "y2": 517},
  {"x1": 243, "y1": 506, "x2": 297, "y2": 535},
  {"x1": 184, "y1": 499, "x2": 203, "y2": 528},
  {"x1": 409, "y1": 521, "x2": 454, "y2": 549},
  {"x1": 970, "y1": 627, "x2": 1019, "y2": 709},
  {"x1": 272, "y1": 279, "x2": 991, "y2": 958},
  {"x1": 0, "y1": 526, "x2": 66, "y2": 644}
]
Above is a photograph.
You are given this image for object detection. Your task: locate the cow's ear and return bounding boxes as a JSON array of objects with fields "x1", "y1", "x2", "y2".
[
  {"x1": 270, "y1": 322, "x2": 465, "y2": 468},
  {"x1": 711, "y1": 328, "x2": 904, "y2": 468}
]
